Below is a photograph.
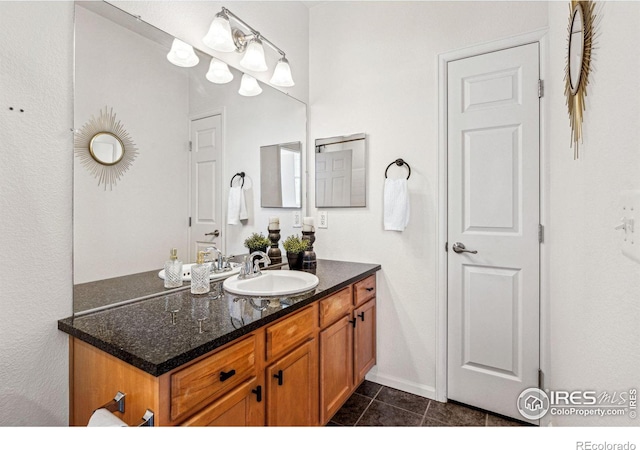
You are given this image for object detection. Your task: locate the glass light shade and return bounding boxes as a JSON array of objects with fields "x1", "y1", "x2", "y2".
[
  {"x1": 240, "y1": 39, "x2": 268, "y2": 72},
  {"x1": 202, "y1": 13, "x2": 236, "y2": 52},
  {"x1": 270, "y1": 57, "x2": 295, "y2": 87},
  {"x1": 238, "y1": 74, "x2": 262, "y2": 96},
  {"x1": 206, "y1": 60, "x2": 234, "y2": 84},
  {"x1": 167, "y1": 39, "x2": 199, "y2": 67}
]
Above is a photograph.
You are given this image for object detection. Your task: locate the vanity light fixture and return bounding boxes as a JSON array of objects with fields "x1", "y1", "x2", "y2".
[
  {"x1": 202, "y1": 7, "x2": 295, "y2": 88},
  {"x1": 206, "y1": 59, "x2": 234, "y2": 84},
  {"x1": 166, "y1": 38, "x2": 199, "y2": 68},
  {"x1": 238, "y1": 73, "x2": 262, "y2": 96}
]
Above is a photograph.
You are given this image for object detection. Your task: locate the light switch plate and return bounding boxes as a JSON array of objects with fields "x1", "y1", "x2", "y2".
[
  {"x1": 292, "y1": 211, "x2": 302, "y2": 228},
  {"x1": 318, "y1": 211, "x2": 328, "y2": 228},
  {"x1": 619, "y1": 190, "x2": 640, "y2": 264}
]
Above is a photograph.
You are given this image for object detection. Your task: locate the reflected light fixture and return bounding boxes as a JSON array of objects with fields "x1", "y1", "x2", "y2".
[
  {"x1": 206, "y1": 59, "x2": 234, "y2": 84},
  {"x1": 238, "y1": 74, "x2": 262, "y2": 97},
  {"x1": 166, "y1": 38, "x2": 199, "y2": 67},
  {"x1": 202, "y1": 7, "x2": 295, "y2": 87}
]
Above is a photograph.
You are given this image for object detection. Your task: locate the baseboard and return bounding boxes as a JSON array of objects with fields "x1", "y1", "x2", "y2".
[{"x1": 365, "y1": 367, "x2": 437, "y2": 401}]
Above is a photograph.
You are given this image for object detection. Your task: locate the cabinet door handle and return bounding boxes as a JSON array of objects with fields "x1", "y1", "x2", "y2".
[
  {"x1": 274, "y1": 369, "x2": 283, "y2": 386},
  {"x1": 358, "y1": 312, "x2": 365, "y2": 321},
  {"x1": 251, "y1": 385, "x2": 262, "y2": 402},
  {"x1": 349, "y1": 318, "x2": 357, "y2": 329},
  {"x1": 365, "y1": 287, "x2": 374, "y2": 292},
  {"x1": 219, "y1": 369, "x2": 236, "y2": 382}
]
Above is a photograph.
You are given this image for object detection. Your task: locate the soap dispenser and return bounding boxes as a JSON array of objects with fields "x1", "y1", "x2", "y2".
[
  {"x1": 190, "y1": 251, "x2": 211, "y2": 295},
  {"x1": 164, "y1": 248, "x2": 183, "y2": 289}
]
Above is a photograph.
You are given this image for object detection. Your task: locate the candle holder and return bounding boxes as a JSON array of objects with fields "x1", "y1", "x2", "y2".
[
  {"x1": 267, "y1": 228, "x2": 282, "y2": 265},
  {"x1": 301, "y1": 230, "x2": 317, "y2": 273}
]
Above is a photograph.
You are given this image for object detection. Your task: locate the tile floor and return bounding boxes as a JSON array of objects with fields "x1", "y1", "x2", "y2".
[{"x1": 328, "y1": 380, "x2": 533, "y2": 427}]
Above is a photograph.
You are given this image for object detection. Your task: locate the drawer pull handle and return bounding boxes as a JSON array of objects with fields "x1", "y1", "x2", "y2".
[
  {"x1": 358, "y1": 312, "x2": 365, "y2": 321},
  {"x1": 349, "y1": 318, "x2": 357, "y2": 329},
  {"x1": 252, "y1": 385, "x2": 262, "y2": 402},
  {"x1": 365, "y1": 287, "x2": 374, "y2": 292},
  {"x1": 219, "y1": 369, "x2": 236, "y2": 382},
  {"x1": 274, "y1": 370, "x2": 283, "y2": 386}
]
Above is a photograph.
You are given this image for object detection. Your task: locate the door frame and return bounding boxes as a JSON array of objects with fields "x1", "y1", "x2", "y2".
[
  {"x1": 436, "y1": 28, "x2": 551, "y2": 424},
  {"x1": 188, "y1": 108, "x2": 226, "y2": 258}
]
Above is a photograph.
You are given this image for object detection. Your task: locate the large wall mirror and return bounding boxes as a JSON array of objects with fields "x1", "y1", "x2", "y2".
[
  {"x1": 315, "y1": 133, "x2": 367, "y2": 207},
  {"x1": 260, "y1": 142, "x2": 302, "y2": 208},
  {"x1": 73, "y1": 1, "x2": 306, "y2": 314}
]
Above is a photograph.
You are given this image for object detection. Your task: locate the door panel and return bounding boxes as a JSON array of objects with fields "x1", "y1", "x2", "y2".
[
  {"x1": 190, "y1": 115, "x2": 222, "y2": 261},
  {"x1": 447, "y1": 43, "x2": 540, "y2": 423}
]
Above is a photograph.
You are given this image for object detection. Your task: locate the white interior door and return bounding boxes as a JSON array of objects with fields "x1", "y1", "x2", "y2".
[
  {"x1": 447, "y1": 43, "x2": 540, "y2": 422},
  {"x1": 189, "y1": 114, "x2": 222, "y2": 262},
  {"x1": 316, "y1": 149, "x2": 352, "y2": 207}
]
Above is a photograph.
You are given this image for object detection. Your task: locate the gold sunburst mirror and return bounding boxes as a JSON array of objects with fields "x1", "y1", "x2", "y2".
[
  {"x1": 565, "y1": 0, "x2": 596, "y2": 159},
  {"x1": 74, "y1": 107, "x2": 138, "y2": 189}
]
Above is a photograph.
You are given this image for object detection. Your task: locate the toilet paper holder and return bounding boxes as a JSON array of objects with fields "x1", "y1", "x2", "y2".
[{"x1": 98, "y1": 391, "x2": 155, "y2": 427}]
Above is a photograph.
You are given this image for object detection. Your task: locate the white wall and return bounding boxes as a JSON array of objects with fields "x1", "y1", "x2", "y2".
[
  {"x1": 309, "y1": 1, "x2": 548, "y2": 398},
  {"x1": 0, "y1": 1, "x2": 73, "y2": 425},
  {"x1": 74, "y1": 6, "x2": 190, "y2": 283},
  {"x1": 546, "y1": 1, "x2": 640, "y2": 426}
]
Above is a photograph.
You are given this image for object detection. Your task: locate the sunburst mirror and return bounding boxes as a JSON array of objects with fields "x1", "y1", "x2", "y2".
[
  {"x1": 74, "y1": 107, "x2": 138, "y2": 189},
  {"x1": 565, "y1": 0, "x2": 596, "y2": 159}
]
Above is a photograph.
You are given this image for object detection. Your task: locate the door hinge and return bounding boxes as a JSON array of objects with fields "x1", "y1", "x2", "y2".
[
  {"x1": 189, "y1": 141, "x2": 192, "y2": 151},
  {"x1": 538, "y1": 79, "x2": 544, "y2": 98},
  {"x1": 188, "y1": 217, "x2": 192, "y2": 227},
  {"x1": 538, "y1": 224, "x2": 544, "y2": 243},
  {"x1": 445, "y1": 242, "x2": 448, "y2": 252},
  {"x1": 538, "y1": 369, "x2": 544, "y2": 390}
]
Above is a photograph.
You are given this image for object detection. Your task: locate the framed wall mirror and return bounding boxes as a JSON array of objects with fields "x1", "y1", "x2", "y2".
[
  {"x1": 315, "y1": 133, "x2": 367, "y2": 208},
  {"x1": 260, "y1": 142, "x2": 302, "y2": 208},
  {"x1": 73, "y1": 1, "x2": 306, "y2": 314}
]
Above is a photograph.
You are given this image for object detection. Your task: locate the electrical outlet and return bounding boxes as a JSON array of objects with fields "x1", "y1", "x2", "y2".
[
  {"x1": 318, "y1": 211, "x2": 328, "y2": 228},
  {"x1": 292, "y1": 211, "x2": 302, "y2": 228}
]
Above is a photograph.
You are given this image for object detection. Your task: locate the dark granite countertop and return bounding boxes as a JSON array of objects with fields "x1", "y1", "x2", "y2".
[{"x1": 59, "y1": 259, "x2": 380, "y2": 377}]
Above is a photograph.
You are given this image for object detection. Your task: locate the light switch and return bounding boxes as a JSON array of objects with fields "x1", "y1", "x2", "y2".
[
  {"x1": 292, "y1": 211, "x2": 302, "y2": 228},
  {"x1": 618, "y1": 190, "x2": 640, "y2": 264},
  {"x1": 318, "y1": 211, "x2": 328, "y2": 229}
]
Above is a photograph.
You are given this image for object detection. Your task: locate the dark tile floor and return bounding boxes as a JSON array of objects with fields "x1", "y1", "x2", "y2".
[{"x1": 328, "y1": 380, "x2": 533, "y2": 427}]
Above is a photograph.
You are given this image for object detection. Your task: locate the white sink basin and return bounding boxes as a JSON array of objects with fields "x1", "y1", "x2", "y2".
[
  {"x1": 223, "y1": 270, "x2": 319, "y2": 297},
  {"x1": 158, "y1": 262, "x2": 240, "y2": 282}
]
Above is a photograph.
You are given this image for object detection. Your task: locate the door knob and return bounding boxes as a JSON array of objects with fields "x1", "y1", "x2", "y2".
[
  {"x1": 205, "y1": 230, "x2": 220, "y2": 237},
  {"x1": 452, "y1": 242, "x2": 478, "y2": 254}
]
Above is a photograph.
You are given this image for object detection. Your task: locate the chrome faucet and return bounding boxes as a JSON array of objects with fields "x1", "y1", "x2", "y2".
[
  {"x1": 204, "y1": 245, "x2": 230, "y2": 273},
  {"x1": 239, "y1": 251, "x2": 271, "y2": 279}
]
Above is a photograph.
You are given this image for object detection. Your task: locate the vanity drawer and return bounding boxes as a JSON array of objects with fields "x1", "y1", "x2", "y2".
[
  {"x1": 319, "y1": 286, "x2": 352, "y2": 328},
  {"x1": 354, "y1": 275, "x2": 376, "y2": 307},
  {"x1": 170, "y1": 335, "x2": 256, "y2": 421},
  {"x1": 266, "y1": 305, "x2": 316, "y2": 360}
]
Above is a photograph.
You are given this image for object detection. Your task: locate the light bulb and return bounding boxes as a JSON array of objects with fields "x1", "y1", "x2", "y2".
[
  {"x1": 270, "y1": 57, "x2": 295, "y2": 87},
  {"x1": 202, "y1": 12, "x2": 236, "y2": 52},
  {"x1": 167, "y1": 39, "x2": 199, "y2": 67},
  {"x1": 238, "y1": 74, "x2": 262, "y2": 96},
  {"x1": 206, "y1": 59, "x2": 234, "y2": 84},
  {"x1": 240, "y1": 38, "x2": 268, "y2": 72}
]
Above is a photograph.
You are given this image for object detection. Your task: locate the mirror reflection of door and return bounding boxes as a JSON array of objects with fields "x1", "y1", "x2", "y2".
[
  {"x1": 189, "y1": 114, "x2": 222, "y2": 262},
  {"x1": 316, "y1": 149, "x2": 353, "y2": 207},
  {"x1": 260, "y1": 142, "x2": 302, "y2": 208}
]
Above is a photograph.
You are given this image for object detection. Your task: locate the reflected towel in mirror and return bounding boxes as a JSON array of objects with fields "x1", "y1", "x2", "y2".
[{"x1": 227, "y1": 186, "x2": 248, "y2": 225}]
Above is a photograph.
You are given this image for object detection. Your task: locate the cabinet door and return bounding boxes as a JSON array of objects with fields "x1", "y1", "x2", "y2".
[
  {"x1": 180, "y1": 377, "x2": 264, "y2": 426},
  {"x1": 266, "y1": 339, "x2": 318, "y2": 426},
  {"x1": 353, "y1": 299, "x2": 376, "y2": 385},
  {"x1": 319, "y1": 315, "x2": 353, "y2": 424}
]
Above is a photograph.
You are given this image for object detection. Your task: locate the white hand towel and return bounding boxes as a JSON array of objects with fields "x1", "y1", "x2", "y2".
[
  {"x1": 384, "y1": 178, "x2": 410, "y2": 231},
  {"x1": 227, "y1": 186, "x2": 248, "y2": 225},
  {"x1": 88, "y1": 408, "x2": 128, "y2": 427}
]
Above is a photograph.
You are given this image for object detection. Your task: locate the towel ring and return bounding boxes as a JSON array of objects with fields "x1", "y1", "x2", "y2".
[
  {"x1": 230, "y1": 172, "x2": 245, "y2": 188},
  {"x1": 385, "y1": 159, "x2": 411, "y2": 180}
]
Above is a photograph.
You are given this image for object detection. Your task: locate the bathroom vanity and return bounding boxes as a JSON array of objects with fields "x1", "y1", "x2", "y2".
[{"x1": 59, "y1": 260, "x2": 380, "y2": 426}]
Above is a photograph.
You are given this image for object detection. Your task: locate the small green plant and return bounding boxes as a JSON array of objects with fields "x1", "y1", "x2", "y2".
[
  {"x1": 283, "y1": 234, "x2": 308, "y2": 254},
  {"x1": 244, "y1": 232, "x2": 271, "y2": 250}
]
